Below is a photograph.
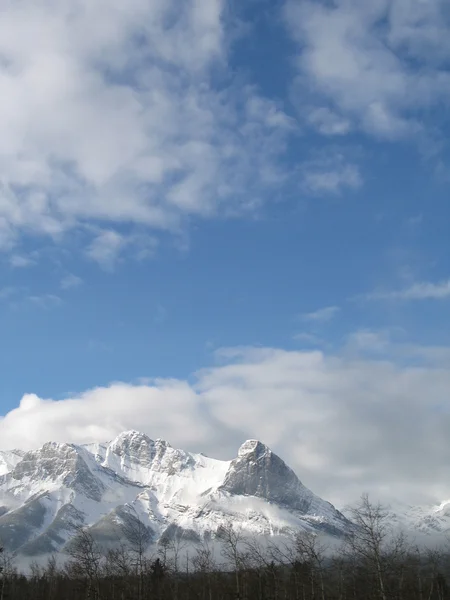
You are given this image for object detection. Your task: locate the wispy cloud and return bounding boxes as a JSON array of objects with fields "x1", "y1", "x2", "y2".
[
  {"x1": 345, "y1": 327, "x2": 450, "y2": 367},
  {"x1": 366, "y1": 280, "x2": 450, "y2": 301},
  {"x1": 293, "y1": 332, "x2": 325, "y2": 346},
  {"x1": 0, "y1": 0, "x2": 295, "y2": 259},
  {"x1": 86, "y1": 229, "x2": 159, "y2": 268},
  {"x1": 301, "y1": 305, "x2": 340, "y2": 322},
  {"x1": 88, "y1": 340, "x2": 113, "y2": 353},
  {"x1": 301, "y1": 152, "x2": 362, "y2": 194},
  {"x1": 86, "y1": 230, "x2": 127, "y2": 271},
  {"x1": 345, "y1": 329, "x2": 392, "y2": 354},
  {"x1": 60, "y1": 274, "x2": 83, "y2": 290},
  {"x1": 9, "y1": 255, "x2": 35, "y2": 268},
  {"x1": 284, "y1": 0, "x2": 450, "y2": 140},
  {"x1": 28, "y1": 294, "x2": 62, "y2": 309},
  {"x1": 405, "y1": 215, "x2": 423, "y2": 231},
  {"x1": 306, "y1": 107, "x2": 351, "y2": 136}
]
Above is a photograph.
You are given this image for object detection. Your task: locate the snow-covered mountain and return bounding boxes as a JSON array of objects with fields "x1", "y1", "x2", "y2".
[
  {"x1": 385, "y1": 499, "x2": 450, "y2": 536},
  {"x1": 0, "y1": 432, "x2": 351, "y2": 556}
]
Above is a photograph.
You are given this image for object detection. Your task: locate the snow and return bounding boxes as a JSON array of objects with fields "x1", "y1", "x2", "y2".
[
  {"x1": 0, "y1": 431, "x2": 350, "y2": 556},
  {"x1": 238, "y1": 440, "x2": 262, "y2": 457},
  {"x1": 3, "y1": 432, "x2": 450, "y2": 557},
  {"x1": 0, "y1": 450, "x2": 25, "y2": 476}
]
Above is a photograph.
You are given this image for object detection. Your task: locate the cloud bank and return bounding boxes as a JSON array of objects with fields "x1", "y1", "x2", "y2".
[{"x1": 2, "y1": 342, "x2": 450, "y2": 508}]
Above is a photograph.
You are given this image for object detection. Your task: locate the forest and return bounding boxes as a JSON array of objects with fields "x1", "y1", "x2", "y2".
[{"x1": 1, "y1": 495, "x2": 450, "y2": 600}]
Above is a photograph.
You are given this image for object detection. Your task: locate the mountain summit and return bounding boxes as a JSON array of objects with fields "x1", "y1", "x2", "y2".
[
  {"x1": 221, "y1": 440, "x2": 314, "y2": 509},
  {"x1": 0, "y1": 433, "x2": 350, "y2": 556}
]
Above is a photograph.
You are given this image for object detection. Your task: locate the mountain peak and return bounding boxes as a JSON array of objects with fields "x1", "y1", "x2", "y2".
[
  {"x1": 219, "y1": 441, "x2": 317, "y2": 513},
  {"x1": 11, "y1": 441, "x2": 105, "y2": 501},
  {"x1": 109, "y1": 431, "x2": 172, "y2": 450},
  {"x1": 0, "y1": 433, "x2": 352, "y2": 558},
  {"x1": 108, "y1": 431, "x2": 155, "y2": 467},
  {"x1": 112, "y1": 430, "x2": 153, "y2": 443},
  {"x1": 238, "y1": 439, "x2": 271, "y2": 458}
]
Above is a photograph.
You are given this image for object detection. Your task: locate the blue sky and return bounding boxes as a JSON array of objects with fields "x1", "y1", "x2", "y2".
[
  {"x1": 2, "y1": 150, "x2": 448, "y2": 403},
  {"x1": 0, "y1": 0, "x2": 450, "y2": 505}
]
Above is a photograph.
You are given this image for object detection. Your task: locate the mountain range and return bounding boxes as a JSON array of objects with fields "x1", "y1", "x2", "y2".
[
  {"x1": 0, "y1": 431, "x2": 449, "y2": 558},
  {"x1": 0, "y1": 431, "x2": 350, "y2": 556}
]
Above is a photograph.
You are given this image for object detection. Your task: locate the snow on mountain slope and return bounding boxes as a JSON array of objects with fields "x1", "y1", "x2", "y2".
[
  {"x1": 0, "y1": 449, "x2": 25, "y2": 476},
  {"x1": 219, "y1": 440, "x2": 343, "y2": 523},
  {"x1": 384, "y1": 498, "x2": 450, "y2": 536},
  {"x1": 0, "y1": 431, "x2": 351, "y2": 556}
]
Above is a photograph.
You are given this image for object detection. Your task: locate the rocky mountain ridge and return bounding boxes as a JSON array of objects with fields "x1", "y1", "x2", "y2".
[{"x1": 0, "y1": 431, "x2": 351, "y2": 556}]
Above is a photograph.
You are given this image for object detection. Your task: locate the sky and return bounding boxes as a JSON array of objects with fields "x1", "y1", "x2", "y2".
[{"x1": 0, "y1": 0, "x2": 450, "y2": 508}]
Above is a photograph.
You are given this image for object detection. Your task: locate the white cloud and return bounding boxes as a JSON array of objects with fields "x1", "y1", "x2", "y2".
[
  {"x1": 60, "y1": 274, "x2": 83, "y2": 290},
  {"x1": 367, "y1": 279, "x2": 450, "y2": 301},
  {"x1": 85, "y1": 229, "x2": 158, "y2": 269},
  {"x1": 405, "y1": 214, "x2": 423, "y2": 230},
  {"x1": 345, "y1": 328, "x2": 450, "y2": 366},
  {"x1": 0, "y1": 0, "x2": 293, "y2": 259},
  {"x1": 293, "y1": 332, "x2": 325, "y2": 346},
  {"x1": 0, "y1": 380, "x2": 211, "y2": 459},
  {"x1": 28, "y1": 294, "x2": 62, "y2": 309},
  {"x1": 88, "y1": 340, "x2": 113, "y2": 353},
  {"x1": 301, "y1": 153, "x2": 362, "y2": 194},
  {"x1": 9, "y1": 254, "x2": 35, "y2": 268},
  {"x1": 345, "y1": 329, "x2": 392, "y2": 354},
  {"x1": 86, "y1": 230, "x2": 127, "y2": 271},
  {"x1": 307, "y1": 107, "x2": 351, "y2": 135},
  {"x1": 3, "y1": 342, "x2": 450, "y2": 507},
  {"x1": 285, "y1": 0, "x2": 450, "y2": 139},
  {"x1": 301, "y1": 305, "x2": 340, "y2": 322}
]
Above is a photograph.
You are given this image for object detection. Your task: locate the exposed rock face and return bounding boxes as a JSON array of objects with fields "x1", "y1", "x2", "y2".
[
  {"x1": 20, "y1": 504, "x2": 85, "y2": 556},
  {"x1": 0, "y1": 494, "x2": 48, "y2": 551},
  {"x1": 105, "y1": 431, "x2": 195, "y2": 478},
  {"x1": 0, "y1": 433, "x2": 352, "y2": 557},
  {"x1": 220, "y1": 440, "x2": 313, "y2": 512},
  {"x1": 108, "y1": 431, "x2": 156, "y2": 467},
  {"x1": 12, "y1": 442, "x2": 105, "y2": 501}
]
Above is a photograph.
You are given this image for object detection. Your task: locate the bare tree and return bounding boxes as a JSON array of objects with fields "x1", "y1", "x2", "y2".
[
  {"x1": 293, "y1": 531, "x2": 328, "y2": 600},
  {"x1": 158, "y1": 533, "x2": 189, "y2": 600},
  {"x1": 150, "y1": 556, "x2": 166, "y2": 600},
  {"x1": 192, "y1": 539, "x2": 217, "y2": 600},
  {"x1": 246, "y1": 537, "x2": 283, "y2": 600},
  {"x1": 345, "y1": 494, "x2": 391, "y2": 600},
  {"x1": 48, "y1": 554, "x2": 60, "y2": 600},
  {"x1": 164, "y1": 535, "x2": 189, "y2": 574},
  {"x1": 105, "y1": 544, "x2": 133, "y2": 578},
  {"x1": 103, "y1": 544, "x2": 134, "y2": 600},
  {"x1": 66, "y1": 526, "x2": 103, "y2": 600},
  {"x1": 269, "y1": 540, "x2": 306, "y2": 600},
  {"x1": 217, "y1": 522, "x2": 247, "y2": 599},
  {"x1": 0, "y1": 543, "x2": 16, "y2": 600},
  {"x1": 120, "y1": 506, "x2": 153, "y2": 600},
  {"x1": 29, "y1": 559, "x2": 43, "y2": 581}
]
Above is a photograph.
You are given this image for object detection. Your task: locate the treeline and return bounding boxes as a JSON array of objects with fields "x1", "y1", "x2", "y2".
[{"x1": 1, "y1": 494, "x2": 450, "y2": 600}]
